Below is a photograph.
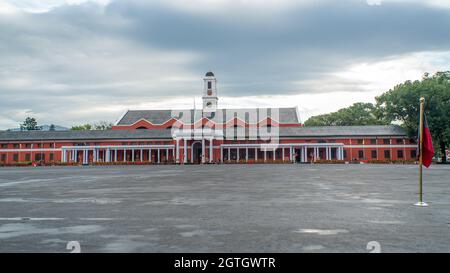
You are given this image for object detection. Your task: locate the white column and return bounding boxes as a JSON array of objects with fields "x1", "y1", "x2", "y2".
[
  {"x1": 209, "y1": 139, "x2": 213, "y2": 163},
  {"x1": 220, "y1": 146, "x2": 223, "y2": 162},
  {"x1": 83, "y1": 150, "x2": 87, "y2": 164},
  {"x1": 176, "y1": 139, "x2": 180, "y2": 163},
  {"x1": 132, "y1": 149, "x2": 135, "y2": 162},
  {"x1": 245, "y1": 147, "x2": 248, "y2": 162},
  {"x1": 282, "y1": 148, "x2": 285, "y2": 161},
  {"x1": 273, "y1": 148, "x2": 276, "y2": 161},
  {"x1": 157, "y1": 149, "x2": 161, "y2": 163},
  {"x1": 237, "y1": 148, "x2": 240, "y2": 161},
  {"x1": 255, "y1": 148, "x2": 258, "y2": 161},
  {"x1": 166, "y1": 148, "x2": 169, "y2": 162},
  {"x1": 228, "y1": 148, "x2": 231, "y2": 161},
  {"x1": 184, "y1": 139, "x2": 188, "y2": 163},
  {"x1": 123, "y1": 149, "x2": 126, "y2": 162},
  {"x1": 314, "y1": 147, "x2": 317, "y2": 161},
  {"x1": 140, "y1": 149, "x2": 143, "y2": 162},
  {"x1": 201, "y1": 138, "x2": 205, "y2": 164},
  {"x1": 264, "y1": 149, "x2": 267, "y2": 162},
  {"x1": 149, "y1": 149, "x2": 152, "y2": 162},
  {"x1": 114, "y1": 149, "x2": 117, "y2": 162}
]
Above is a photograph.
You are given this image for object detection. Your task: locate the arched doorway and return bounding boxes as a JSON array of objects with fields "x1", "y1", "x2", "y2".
[
  {"x1": 295, "y1": 148, "x2": 301, "y2": 162},
  {"x1": 191, "y1": 141, "x2": 202, "y2": 164}
]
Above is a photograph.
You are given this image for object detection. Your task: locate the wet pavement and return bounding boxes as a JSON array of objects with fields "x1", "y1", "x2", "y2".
[{"x1": 0, "y1": 164, "x2": 449, "y2": 252}]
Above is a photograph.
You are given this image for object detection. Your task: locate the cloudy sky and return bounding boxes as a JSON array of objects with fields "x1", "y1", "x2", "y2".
[{"x1": 1, "y1": 0, "x2": 449, "y2": 129}]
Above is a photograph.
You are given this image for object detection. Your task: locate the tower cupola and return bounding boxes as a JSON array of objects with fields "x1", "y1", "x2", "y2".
[{"x1": 202, "y1": 71, "x2": 218, "y2": 112}]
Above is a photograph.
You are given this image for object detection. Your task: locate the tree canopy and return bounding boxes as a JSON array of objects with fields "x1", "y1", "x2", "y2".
[
  {"x1": 376, "y1": 72, "x2": 450, "y2": 162},
  {"x1": 71, "y1": 124, "x2": 93, "y2": 131},
  {"x1": 20, "y1": 117, "x2": 41, "y2": 131},
  {"x1": 71, "y1": 121, "x2": 113, "y2": 131},
  {"x1": 304, "y1": 102, "x2": 389, "y2": 126}
]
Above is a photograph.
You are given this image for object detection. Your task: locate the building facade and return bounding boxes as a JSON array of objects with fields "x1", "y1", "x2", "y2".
[{"x1": 0, "y1": 72, "x2": 417, "y2": 165}]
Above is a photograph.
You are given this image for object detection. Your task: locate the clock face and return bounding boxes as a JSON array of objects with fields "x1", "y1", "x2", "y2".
[{"x1": 207, "y1": 90, "x2": 212, "y2": 96}]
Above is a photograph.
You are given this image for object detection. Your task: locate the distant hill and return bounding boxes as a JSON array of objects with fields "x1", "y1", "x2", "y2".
[{"x1": 7, "y1": 124, "x2": 69, "y2": 131}]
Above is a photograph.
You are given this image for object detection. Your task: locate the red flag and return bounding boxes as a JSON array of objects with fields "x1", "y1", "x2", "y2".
[{"x1": 420, "y1": 114, "x2": 434, "y2": 168}]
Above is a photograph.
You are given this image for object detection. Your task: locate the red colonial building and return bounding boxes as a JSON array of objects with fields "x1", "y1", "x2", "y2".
[{"x1": 0, "y1": 72, "x2": 417, "y2": 165}]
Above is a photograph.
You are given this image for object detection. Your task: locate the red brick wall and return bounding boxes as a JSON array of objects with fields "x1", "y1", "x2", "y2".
[{"x1": 0, "y1": 136, "x2": 417, "y2": 164}]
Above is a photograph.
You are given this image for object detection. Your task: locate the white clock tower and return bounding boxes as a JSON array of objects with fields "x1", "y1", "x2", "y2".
[{"x1": 202, "y1": 71, "x2": 218, "y2": 112}]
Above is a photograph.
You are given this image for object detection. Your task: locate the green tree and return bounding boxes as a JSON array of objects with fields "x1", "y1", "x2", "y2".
[
  {"x1": 376, "y1": 72, "x2": 450, "y2": 163},
  {"x1": 70, "y1": 124, "x2": 93, "y2": 131},
  {"x1": 70, "y1": 121, "x2": 112, "y2": 131},
  {"x1": 93, "y1": 121, "x2": 113, "y2": 130},
  {"x1": 20, "y1": 117, "x2": 41, "y2": 131},
  {"x1": 304, "y1": 102, "x2": 389, "y2": 126},
  {"x1": 49, "y1": 124, "x2": 56, "y2": 131}
]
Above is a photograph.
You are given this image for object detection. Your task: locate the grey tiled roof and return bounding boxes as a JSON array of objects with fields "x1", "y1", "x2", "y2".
[
  {"x1": 0, "y1": 129, "x2": 172, "y2": 141},
  {"x1": 279, "y1": 125, "x2": 406, "y2": 137},
  {"x1": 117, "y1": 110, "x2": 175, "y2": 125},
  {"x1": 116, "y1": 108, "x2": 300, "y2": 125}
]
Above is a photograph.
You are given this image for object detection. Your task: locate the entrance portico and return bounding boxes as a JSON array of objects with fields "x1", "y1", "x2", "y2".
[{"x1": 172, "y1": 128, "x2": 223, "y2": 164}]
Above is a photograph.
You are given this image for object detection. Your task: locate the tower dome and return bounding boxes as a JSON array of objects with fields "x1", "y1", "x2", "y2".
[{"x1": 205, "y1": 71, "x2": 215, "y2": 77}]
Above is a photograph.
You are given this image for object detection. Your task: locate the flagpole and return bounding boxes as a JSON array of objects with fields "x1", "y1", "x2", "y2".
[{"x1": 415, "y1": 97, "x2": 428, "y2": 207}]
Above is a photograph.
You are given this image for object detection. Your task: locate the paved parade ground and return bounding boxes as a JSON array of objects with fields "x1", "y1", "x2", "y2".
[{"x1": 0, "y1": 164, "x2": 449, "y2": 253}]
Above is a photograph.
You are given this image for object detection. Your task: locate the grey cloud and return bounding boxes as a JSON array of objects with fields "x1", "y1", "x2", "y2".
[
  {"x1": 0, "y1": 0, "x2": 449, "y2": 129},
  {"x1": 108, "y1": 0, "x2": 450, "y2": 80}
]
